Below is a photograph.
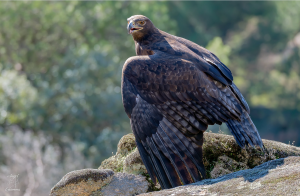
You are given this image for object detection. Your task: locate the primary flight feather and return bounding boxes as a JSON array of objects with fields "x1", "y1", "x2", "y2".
[{"x1": 121, "y1": 15, "x2": 263, "y2": 189}]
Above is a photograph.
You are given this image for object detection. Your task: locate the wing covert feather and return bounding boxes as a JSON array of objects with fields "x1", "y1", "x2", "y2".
[{"x1": 121, "y1": 52, "x2": 263, "y2": 189}]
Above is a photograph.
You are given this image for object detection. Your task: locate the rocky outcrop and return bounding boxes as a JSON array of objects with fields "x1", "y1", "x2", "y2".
[
  {"x1": 50, "y1": 169, "x2": 114, "y2": 196},
  {"x1": 98, "y1": 133, "x2": 146, "y2": 175},
  {"x1": 51, "y1": 132, "x2": 300, "y2": 196},
  {"x1": 99, "y1": 132, "x2": 300, "y2": 180},
  {"x1": 201, "y1": 132, "x2": 300, "y2": 177},
  {"x1": 50, "y1": 169, "x2": 149, "y2": 196},
  {"x1": 123, "y1": 148, "x2": 147, "y2": 175},
  {"x1": 140, "y1": 156, "x2": 300, "y2": 196},
  {"x1": 209, "y1": 155, "x2": 248, "y2": 179},
  {"x1": 99, "y1": 134, "x2": 136, "y2": 173},
  {"x1": 117, "y1": 133, "x2": 136, "y2": 156},
  {"x1": 94, "y1": 172, "x2": 149, "y2": 196}
]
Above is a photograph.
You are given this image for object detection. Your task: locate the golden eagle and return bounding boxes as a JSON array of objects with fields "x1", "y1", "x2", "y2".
[{"x1": 121, "y1": 15, "x2": 263, "y2": 189}]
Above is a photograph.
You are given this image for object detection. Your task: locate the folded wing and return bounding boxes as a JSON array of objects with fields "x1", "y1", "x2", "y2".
[{"x1": 121, "y1": 52, "x2": 263, "y2": 188}]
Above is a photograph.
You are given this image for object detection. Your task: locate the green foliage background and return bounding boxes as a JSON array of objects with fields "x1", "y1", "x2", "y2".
[{"x1": 0, "y1": 1, "x2": 299, "y2": 167}]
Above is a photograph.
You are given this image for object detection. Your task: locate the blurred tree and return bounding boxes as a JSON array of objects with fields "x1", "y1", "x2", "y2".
[
  {"x1": 0, "y1": 126, "x2": 91, "y2": 196},
  {"x1": 0, "y1": 1, "x2": 177, "y2": 164},
  {"x1": 0, "y1": 69, "x2": 37, "y2": 125},
  {"x1": 168, "y1": 2, "x2": 300, "y2": 142}
]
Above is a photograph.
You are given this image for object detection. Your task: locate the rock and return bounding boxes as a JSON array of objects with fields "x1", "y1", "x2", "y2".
[
  {"x1": 123, "y1": 148, "x2": 147, "y2": 175},
  {"x1": 52, "y1": 133, "x2": 300, "y2": 196},
  {"x1": 98, "y1": 154, "x2": 125, "y2": 172},
  {"x1": 93, "y1": 172, "x2": 149, "y2": 196},
  {"x1": 117, "y1": 133, "x2": 136, "y2": 156},
  {"x1": 50, "y1": 169, "x2": 114, "y2": 196},
  {"x1": 100, "y1": 132, "x2": 300, "y2": 180},
  {"x1": 202, "y1": 132, "x2": 300, "y2": 175},
  {"x1": 99, "y1": 134, "x2": 136, "y2": 172},
  {"x1": 99, "y1": 134, "x2": 157, "y2": 191},
  {"x1": 140, "y1": 156, "x2": 300, "y2": 196},
  {"x1": 210, "y1": 155, "x2": 248, "y2": 179}
]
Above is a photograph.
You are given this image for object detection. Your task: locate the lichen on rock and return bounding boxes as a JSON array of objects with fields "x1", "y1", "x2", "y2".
[
  {"x1": 50, "y1": 169, "x2": 114, "y2": 196},
  {"x1": 99, "y1": 133, "x2": 136, "y2": 173},
  {"x1": 140, "y1": 156, "x2": 300, "y2": 196},
  {"x1": 98, "y1": 154, "x2": 126, "y2": 172},
  {"x1": 51, "y1": 133, "x2": 300, "y2": 196},
  {"x1": 202, "y1": 132, "x2": 300, "y2": 178},
  {"x1": 99, "y1": 134, "x2": 160, "y2": 192},
  {"x1": 123, "y1": 148, "x2": 147, "y2": 175},
  {"x1": 210, "y1": 155, "x2": 248, "y2": 178},
  {"x1": 117, "y1": 133, "x2": 136, "y2": 156},
  {"x1": 100, "y1": 132, "x2": 300, "y2": 183},
  {"x1": 92, "y1": 172, "x2": 149, "y2": 196}
]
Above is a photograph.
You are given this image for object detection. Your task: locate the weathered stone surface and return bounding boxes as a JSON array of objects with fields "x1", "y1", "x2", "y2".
[
  {"x1": 210, "y1": 155, "x2": 248, "y2": 179},
  {"x1": 93, "y1": 172, "x2": 149, "y2": 196},
  {"x1": 99, "y1": 134, "x2": 136, "y2": 172},
  {"x1": 140, "y1": 156, "x2": 300, "y2": 196},
  {"x1": 123, "y1": 148, "x2": 147, "y2": 175},
  {"x1": 52, "y1": 133, "x2": 300, "y2": 196},
  {"x1": 99, "y1": 134, "x2": 157, "y2": 192},
  {"x1": 50, "y1": 169, "x2": 114, "y2": 196},
  {"x1": 98, "y1": 154, "x2": 125, "y2": 172},
  {"x1": 202, "y1": 132, "x2": 300, "y2": 177},
  {"x1": 100, "y1": 132, "x2": 300, "y2": 180},
  {"x1": 117, "y1": 133, "x2": 136, "y2": 156}
]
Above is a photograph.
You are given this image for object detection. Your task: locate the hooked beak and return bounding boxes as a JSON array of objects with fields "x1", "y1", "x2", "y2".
[{"x1": 127, "y1": 21, "x2": 143, "y2": 34}]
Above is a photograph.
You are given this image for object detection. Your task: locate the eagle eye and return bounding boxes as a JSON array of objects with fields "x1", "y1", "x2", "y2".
[{"x1": 138, "y1": 21, "x2": 145, "y2": 25}]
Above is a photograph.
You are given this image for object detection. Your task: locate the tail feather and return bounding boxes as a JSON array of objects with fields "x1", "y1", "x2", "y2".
[
  {"x1": 142, "y1": 139, "x2": 171, "y2": 189},
  {"x1": 161, "y1": 118, "x2": 206, "y2": 179},
  {"x1": 226, "y1": 120, "x2": 245, "y2": 147},
  {"x1": 136, "y1": 140, "x2": 157, "y2": 184},
  {"x1": 157, "y1": 125, "x2": 198, "y2": 183},
  {"x1": 152, "y1": 132, "x2": 185, "y2": 185},
  {"x1": 146, "y1": 137, "x2": 176, "y2": 188},
  {"x1": 226, "y1": 110, "x2": 263, "y2": 148}
]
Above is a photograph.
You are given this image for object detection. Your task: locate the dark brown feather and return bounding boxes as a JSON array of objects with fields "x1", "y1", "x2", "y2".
[{"x1": 122, "y1": 15, "x2": 263, "y2": 189}]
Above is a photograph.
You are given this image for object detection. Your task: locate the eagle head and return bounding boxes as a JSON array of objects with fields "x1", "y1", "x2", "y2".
[{"x1": 127, "y1": 15, "x2": 156, "y2": 41}]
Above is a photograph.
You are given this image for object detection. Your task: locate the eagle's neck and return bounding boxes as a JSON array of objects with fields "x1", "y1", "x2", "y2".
[
  {"x1": 133, "y1": 29, "x2": 162, "y2": 56},
  {"x1": 132, "y1": 28, "x2": 160, "y2": 43},
  {"x1": 135, "y1": 41, "x2": 155, "y2": 56}
]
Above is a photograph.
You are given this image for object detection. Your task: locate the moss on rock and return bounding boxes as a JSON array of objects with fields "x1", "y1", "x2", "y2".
[
  {"x1": 99, "y1": 133, "x2": 136, "y2": 173},
  {"x1": 210, "y1": 155, "x2": 248, "y2": 178},
  {"x1": 202, "y1": 132, "x2": 300, "y2": 178},
  {"x1": 141, "y1": 156, "x2": 300, "y2": 196},
  {"x1": 100, "y1": 132, "x2": 300, "y2": 192},
  {"x1": 98, "y1": 154, "x2": 125, "y2": 172},
  {"x1": 123, "y1": 148, "x2": 147, "y2": 175},
  {"x1": 117, "y1": 133, "x2": 136, "y2": 156}
]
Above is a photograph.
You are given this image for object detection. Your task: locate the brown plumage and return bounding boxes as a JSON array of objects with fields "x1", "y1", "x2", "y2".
[{"x1": 121, "y1": 15, "x2": 263, "y2": 189}]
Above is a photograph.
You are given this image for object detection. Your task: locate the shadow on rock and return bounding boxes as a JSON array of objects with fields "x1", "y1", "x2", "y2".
[{"x1": 197, "y1": 157, "x2": 285, "y2": 186}]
